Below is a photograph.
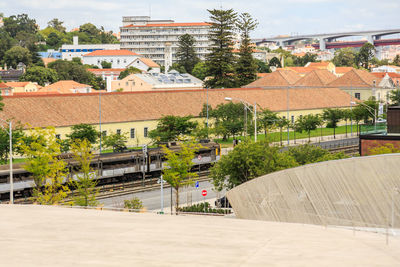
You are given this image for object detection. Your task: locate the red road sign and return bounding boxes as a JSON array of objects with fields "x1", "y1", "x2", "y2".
[{"x1": 202, "y1": 190, "x2": 207, "y2": 197}]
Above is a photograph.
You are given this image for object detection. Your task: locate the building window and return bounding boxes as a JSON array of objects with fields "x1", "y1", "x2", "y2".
[
  {"x1": 355, "y1": 93, "x2": 361, "y2": 100},
  {"x1": 55, "y1": 134, "x2": 61, "y2": 139},
  {"x1": 291, "y1": 115, "x2": 294, "y2": 123},
  {"x1": 102, "y1": 131, "x2": 107, "y2": 136},
  {"x1": 116, "y1": 129, "x2": 121, "y2": 135},
  {"x1": 130, "y1": 128, "x2": 135, "y2": 139},
  {"x1": 144, "y1": 127, "x2": 148, "y2": 137}
]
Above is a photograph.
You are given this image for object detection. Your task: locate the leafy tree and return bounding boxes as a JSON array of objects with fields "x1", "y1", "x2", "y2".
[
  {"x1": 351, "y1": 105, "x2": 365, "y2": 135},
  {"x1": 355, "y1": 43, "x2": 375, "y2": 69},
  {"x1": 191, "y1": 61, "x2": 208, "y2": 80},
  {"x1": 269, "y1": 57, "x2": 281, "y2": 68},
  {"x1": 79, "y1": 23, "x2": 100, "y2": 36},
  {"x1": 256, "y1": 59, "x2": 271, "y2": 73},
  {"x1": 176, "y1": 34, "x2": 199, "y2": 74},
  {"x1": 47, "y1": 18, "x2": 66, "y2": 33},
  {"x1": 341, "y1": 109, "x2": 352, "y2": 137},
  {"x1": 118, "y1": 66, "x2": 142, "y2": 79},
  {"x1": 258, "y1": 108, "x2": 278, "y2": 138},
  {"x1": 67, "y1": 124, "x2": 99, "y2": 144},
  {"x1": 276, "y1": 117, "x2": 289, "y2": 146},
  {"x1": 19, "y1": 66, "x2": 59, "y2": 86},
  {"x1": 205, "y1": 8, "x2": 238, "y2": 88},
  {"x1": 3, "y1": 14, "x2": 38, "y2": 38},
  {"x1": 46, "y1": 32, "x2": 62, "y2": 49},
  {"x1": 296, "y1": 114, "x2": 320, "y2": 141},
  {"x1": 162, "y1": 141, "x2": 201, "y2": 213},
  {"x1": 103, "y1": 131, "x2": 128, "y2": 152},
  {"x1": 389, "y1": 89, "x2": 400, "y2": 106},
  {"x1": 0, "y1": 123, "x2": 24, "y2": 164},
  {"x1": 288, "y1": 144, "x2": 348, "y2": 165},
  {"x1": 393, "y1": 55, "x2": 400, "y2": 67},
  {"x1": 235, "y1": 13, "x2": 258, "y2": 86},
  {"x1": 211, "y1": 140, "x2": 298, "y2": 191},
  {"x1": 101, "y1": 61, "x2": 112, "y2": 69},
  {"x1": 72, "y1": 57, "x2": 83, "y2": 65},
  {"x1": 18, "y1": 127, "x2": 69, "y2": 204},
  {"x1": 0, "y1": 30, "x2": 16, "y2": 63},
  {"x1": 322, "y1": 108, "x2": 343, "y2": 139},
  {"x1": 168, "y1": 62, "x2": 186, "y2": 73},
  {"x1": 149, "y1": 115, "x2": 198, "y2": 143},
  {"x1": 4, "y1": 46, "x2": 32, "y2": 68},
  {"x1": 333, "y1": 48, "x2": 357, "y2": 67},
  {"x1": 70, "y1": 139, "x2": 99, "y2": 206}
]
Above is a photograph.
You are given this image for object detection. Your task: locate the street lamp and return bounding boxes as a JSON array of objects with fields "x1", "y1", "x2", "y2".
[
  {"x1": 351, "y1": 101, "x2": 377, "y2": 132},
  {"x1": 0, "y1": 118, "x2": 13, "y2": 204},
  {"x1": 224, "y1": 97, "x2": 257, "y2": 142}
]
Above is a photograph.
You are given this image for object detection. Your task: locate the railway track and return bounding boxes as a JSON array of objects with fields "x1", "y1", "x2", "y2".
[{"x1": 327, "y1": 145, "x2": 359, "y2": 155}]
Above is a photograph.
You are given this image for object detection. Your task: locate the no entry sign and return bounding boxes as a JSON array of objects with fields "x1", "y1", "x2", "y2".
[{"x1": 202, "y1": 190, "x2": 207, "y2": 197}]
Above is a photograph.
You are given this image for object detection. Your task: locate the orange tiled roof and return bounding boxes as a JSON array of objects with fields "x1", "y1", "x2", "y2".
[
  {"x1": 307, "y1": 62, "x2": 330, "y2": 68},
  {"x1": 5, "y1": 82, "x2": 30, "y2": 87},
  {"x1": 294, "y1": 69, "x2": 337, "y2": 87},
  {"x1": 371, "y1": 72, "x2": 400, "y2": 79},
  {"x1": 244, "y1": 70, "x2": 301, "y2": 88},
  {"x1": 138, "y1": 58, "x2": 160, "y2": 68},
  {"x1": 0, "y1": 82, "x2": 10, "y2": 89},
  {"x1": 84, "y1": 50, "x2": 139, "y2": 57},
  {"x1": 327, "y1": 69, "x2": 381, "y2": 88},
  {"x1": 335, "y1": 67, "x2": 353, "y2": 74},
  {"x1": 256, "y1": 73, "x2": 269, "y2": 78},
  {"x1": 39, "y1": 80, "x2": 92, "y2": 94},
  {"x1": 293, "y1": 52, "x2": 306, "y2": 57},
  {"x1": 284, "y1": 67, "x2": 317, "y2": 74},
  {"x1": 0, "y1": 88, "x2": 353, "y2": 128},
  {"x1": 13, "y1": 91, "x2": 61, "y2": 96},
  {"x1": 42, "y1": 58, "x2": 57, "y2": 67},
  {"x1": 123, "y1": 22, "x2": 210, "y2": 28}
]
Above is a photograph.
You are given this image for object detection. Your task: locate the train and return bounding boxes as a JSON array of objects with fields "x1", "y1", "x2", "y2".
[{"x1": 0, "y1": 140, "x2": 221, "y2": 201}]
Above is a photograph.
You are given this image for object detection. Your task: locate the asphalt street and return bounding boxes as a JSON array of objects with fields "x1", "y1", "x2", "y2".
[{"x1": 99, "y1": 180, "x2": 226, "y2": 211}]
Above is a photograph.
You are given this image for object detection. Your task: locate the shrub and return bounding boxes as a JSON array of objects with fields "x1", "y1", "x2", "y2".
[
  {"x1": 177, "y1": 202, "x2": 231, "y2": 214},
  {"x1": 124, "y1": 197, "x2": 143, "y2": 210}
]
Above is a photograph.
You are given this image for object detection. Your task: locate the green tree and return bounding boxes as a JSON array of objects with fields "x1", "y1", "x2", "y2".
[
  {"x1": 4, "y1": 46, "x2": 32, "y2": 68},
  {"x1": 389, "y1": 89, "x2": 400, "y2": 106},
  {"x1": 0, "y1": 123, "x2": 24, "y2": 164},
  {"x1": 322, "y1": 108, "x2": 343, "y2": 139},
  {"x1": 103, "y1": 131, "x2": 128, "y2": 152},
  {"x1": 191, "y1": 61, "x2": 208, "y2": 80},
  {"x1": 393, "y1": 55, "x2": 400, "y2": 67},
  {"x1": 79, "y1": 23, "x2": 100, "y2": 36},
  {"x1": 296, "y1": 114, "x2": 320, "y2": 141},
  {"x1": 0, "y1": 30, "x2": 16, "y2": 63},
  {"x1": 288, "y1": 144, "x2": 348, "y2": 165},
  {"x1": 256, "y1": 59, "x2": 271, "y2": 73},
  {"x1": 168, "y1": 63, "x2": 186, "y2": 73},
  {"x1": 258, "y1": 108, "x2": 278, "y2": 138},
  {"x1": 19, "y1": 66, "x2": 59, "y2": 86},
  {"x1": 204, "y1": 8, "x2": 238, "y2": 88},
  {"x1": 46, "y1": 32, "x2": 62, "y2": 49},
  {"x1": 101, "y1": 61, "x2": 112, "y2": 69},
  {"x1": 355, "y1": 43, "x2": 375, "y2": 69},
  {"x1": 211, "y1": 140, "x2": 297, "y2": 191},
  {"x1": 269, "y1": 57, "x2": 282, "y2": 68},
  {"x1": 70, "y1": 139, "x2": 99, "y2": 206},
  {"x1": 67, "y1": 124, "x2": 99, "y2": 144},
  {"x1": 333, "y1": 48, "x2": 356, "y2": 67},
  {"x1": 149, "y1": 115, "x2": 198, "y2": 143},
  {"x1": 236, "y1": 13, "x2": 258, "y2": 86},
  {"x1": 162, "y1": 141, "x2": 201, "y2": 213},
  {"x1": 176, "y1": 34, "x2": 199, "y2": 74},
  {"x1": 47, "y1": 18, "x2": 66, "y2": 33},
  {"x1": 118, "y1": 66, "x2": 142, "y2": 79},
  {"x1": 18, "y1": 127, "x2": 69, "y2": 204},
  {"x1": 3, "y1": 14, "x2": 38, "y2": 38},
  {"x1": 341, "y1": 109, "x2": 352, "y2": 137},
  {"x1": 276, "y1": 117, "x2": 289, "y2": 146}
]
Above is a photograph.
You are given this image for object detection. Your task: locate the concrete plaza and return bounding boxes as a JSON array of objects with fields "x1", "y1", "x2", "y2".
[{"x1": 1, "y1": 205, "x2": 399, "y2": 266}]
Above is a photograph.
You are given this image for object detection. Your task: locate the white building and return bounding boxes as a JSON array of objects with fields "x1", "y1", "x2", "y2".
[
  {"x1": 61, "y1": 36, "x2": 120, "y2": 60},
  {"x1": 372, "y1": 65, "x2": 400, "y2": 73},
  {"x1": 82, "y1": 50, "x2": 142, "y2": 69},
  {"x1": 120, "y1": 16, "x2": 211, "y2": 66}
]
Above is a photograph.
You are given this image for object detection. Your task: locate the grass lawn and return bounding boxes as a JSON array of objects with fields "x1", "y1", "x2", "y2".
[{"x1": 216, "y1": 125, "x2": 358, "y2": 147}]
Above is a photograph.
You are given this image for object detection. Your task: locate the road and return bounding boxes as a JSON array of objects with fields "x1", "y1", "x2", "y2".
[{"x1": 99, "y1": 180, "x2": 226, "y2": 211}]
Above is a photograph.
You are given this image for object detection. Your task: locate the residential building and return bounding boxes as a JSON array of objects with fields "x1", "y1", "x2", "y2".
[
  {"x1": 88, "y1": 69, "x2": 125, "y2": 81},
  {"x1": 0, "y1": 69, "x2": 24, "y2": 82},
  {"x1": 279, "y1": 67, "x2": 318, "y2": 77},
  {"x1": 82, "y1": 50, "x2": 141, "y2": 69},
  {"x1": 61, "y1": 36, "x2": 120, "y2": 60},
  {"x1": 0, "y1": 82, "x2": 12, "y2": 96},
  {"x1": 120, "y1": 16, "x2": 211, "y2": 66},
  {"x1": 244, "y1": 69, "x2": 301, "y2": 88},
  {"x1": 294, "y1": 69, "x2": 337, "y2": 87},
  {"x1": 5, "y1": 82, "x2": 39, "y2": 93},
  {"x1": 38, "y1": 50, "x2": 62, "y2": 59},
  {"x1": 127, "y1": 57, "x2": 160, "y2": 73},
  {"x1": 371, "y1": 72, "x2": 400, "y2": 87},
  {"x1": 305, "y1": 61, "x2": 336, "y2": 73},
  {"x1": 334, "y1": 67, "x2": 353, "y2": 77},
  {"x1": 232, "y1": 48, "x2": 269, "y2": 62},
  {"x1": 372, "y1": 65, "x2": 400, "y2": 73},
  {"x1": 39, "y1": 80, "x2": 93, "y2": 94},
  {"x1": 111, "y1": 70, "x2": 203, "y2": 92},
  {"x1": 316, "y1": 51, "x2": 334, "y2": 61},
  {"x1": 0, "y1": 87, "x2": 353, "y2": 147}
]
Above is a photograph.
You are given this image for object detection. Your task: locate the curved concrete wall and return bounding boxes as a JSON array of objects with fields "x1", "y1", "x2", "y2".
[{"x1": 226, "y1": 154, "x2": 400, "y2": 228}]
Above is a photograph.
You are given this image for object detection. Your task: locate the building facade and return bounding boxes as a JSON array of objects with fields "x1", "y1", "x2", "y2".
[
  {"x1": 120, "y1": 16, "x2": 211, "y2": 66},
  {"x1": 82, "y1": 50, "x2": 141, "y2": 69}
]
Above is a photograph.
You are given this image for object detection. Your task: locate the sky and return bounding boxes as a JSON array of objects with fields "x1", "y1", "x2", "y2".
[{"x1": 0, "y1": 0, "x2": 399, "y2": 38}]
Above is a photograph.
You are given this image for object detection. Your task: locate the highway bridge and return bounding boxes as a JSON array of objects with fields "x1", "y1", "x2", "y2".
[{"x1": 254, "y1": 29, "x2": 400, "y2": 50}]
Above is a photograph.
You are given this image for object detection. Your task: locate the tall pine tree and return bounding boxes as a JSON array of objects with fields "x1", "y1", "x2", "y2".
[
  {"x1": 205, "y1": 9, "x2": 238, "y2": 89},
  {"x1": 236, "y1": 13, "x2": 258, "y2": 87},
  {"x1": 176, "y1": 34, "x2": 199, "y2": 74}
]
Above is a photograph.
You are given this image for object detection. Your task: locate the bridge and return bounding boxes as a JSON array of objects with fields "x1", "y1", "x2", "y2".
[{"x1": 254, "y1": 29, "x2": 400, "y2": 50}]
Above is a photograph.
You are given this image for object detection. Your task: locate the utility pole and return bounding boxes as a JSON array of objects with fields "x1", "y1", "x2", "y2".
[{"x1": 9, "y1": 120, "x2": 13, "y2": 204}]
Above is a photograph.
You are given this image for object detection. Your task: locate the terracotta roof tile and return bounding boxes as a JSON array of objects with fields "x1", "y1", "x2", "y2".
[
  {"x1": 328, "y1": 69, "x2": 381, "y2": 88},
  {"x1": 371, "y1": 72, "x2": 400, "y2": 79},
  {"x1": 84, "y1": 50, "x2": 139, "y2": 57},
  {"x1": 0, "y1": 82, "x2": 10, "y2": 89},
  {"x1": 0, "y1": 88, "x2": 352, "y2": 128},
  {"x1": 335, "y1": 67, "x2": 354, "y2": 74},
  {"x1": 283, "y1": 67, "x2": 318, "y2": 74},
  {"x1": 138, "y1": 58, "x2": 160, "y2": 68},
  {"x1": 5, "y1": 82, "x2": 30, "y2": 87},
  {"x1": 39, "y1": 80, "x2": 92, "y2": 94},
  {"x1": 307, "y1": 62, "x2": 330, "y2": 68},
  {"x1": 244, "y1": 70, "x2": 301, "y2": 87},
  {"x1": 42, "y1": 58, "x2": 57, "y2": 66},
  {"x1": 294, "y1": 69, "x2": 337, "y2": 87},
  {"x1": 123, "y1": 22, "x2": 210, "y2": 28}
]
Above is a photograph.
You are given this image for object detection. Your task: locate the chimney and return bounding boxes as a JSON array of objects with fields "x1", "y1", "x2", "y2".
[
  {"x1": 73, "y1": 36, "x2": 79, "y2": 46},
  {"x1": 106, "y1": 76, "x2": 112, "y2": 92}
]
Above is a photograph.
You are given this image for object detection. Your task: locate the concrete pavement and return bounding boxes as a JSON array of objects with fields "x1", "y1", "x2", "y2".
[{"x1": 1, "y1": 205, "x2": 399, "y2": 266}]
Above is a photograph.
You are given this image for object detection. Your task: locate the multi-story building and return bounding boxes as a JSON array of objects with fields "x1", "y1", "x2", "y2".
[
  {"x1": 120, "y1": 16, "x2": 211, "y2": 66},
  {"x1": 61, "y1": 36, "x2": 120, "y2": 60}
]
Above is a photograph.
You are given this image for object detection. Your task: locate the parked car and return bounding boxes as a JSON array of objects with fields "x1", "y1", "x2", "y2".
[{"x1": 215, "y1": 196, "x2": 231, "y2": 208}]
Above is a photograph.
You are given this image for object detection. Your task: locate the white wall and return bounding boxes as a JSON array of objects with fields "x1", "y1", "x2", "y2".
[{"x1": 83, "y1": 55, "x2": 140, "y2": 69}]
